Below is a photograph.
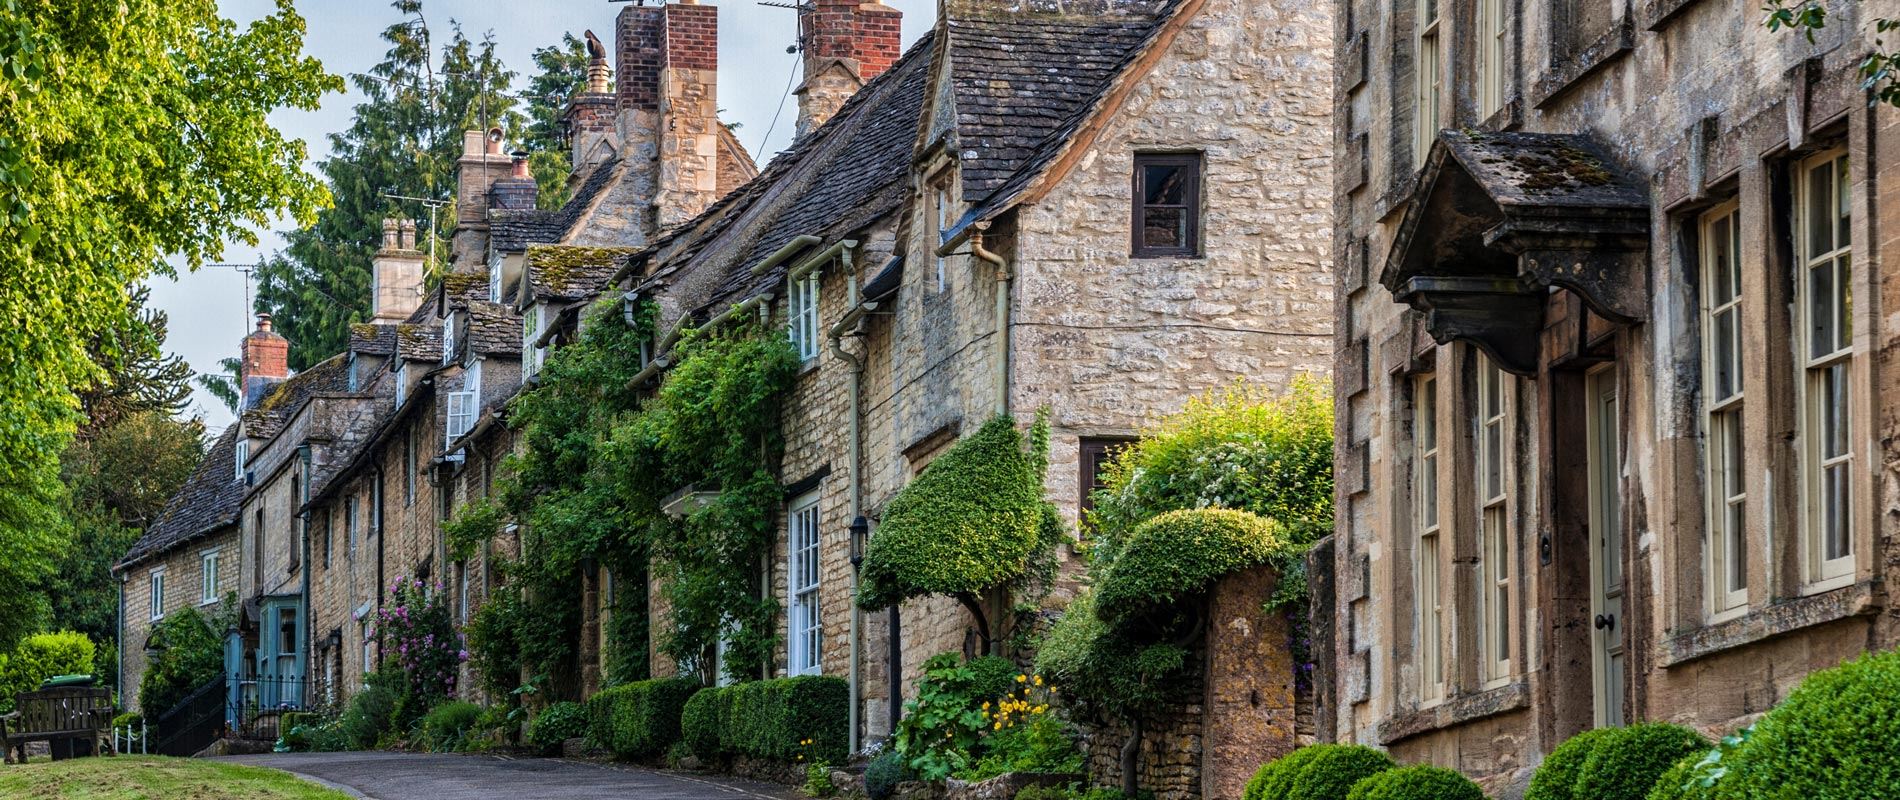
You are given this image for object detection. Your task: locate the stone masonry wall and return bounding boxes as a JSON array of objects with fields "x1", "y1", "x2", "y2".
[{"x1": 119, "y1": 527, "x2": 240, "y2": 715}]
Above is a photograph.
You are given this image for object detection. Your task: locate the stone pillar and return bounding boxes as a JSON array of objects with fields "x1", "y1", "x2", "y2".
[
  {"x1": 654, "y1": 0, "x2": 722, "y2": 231},
  {"x1": 1201, "y1": 564, "x2": 1299, "y2": 800}
]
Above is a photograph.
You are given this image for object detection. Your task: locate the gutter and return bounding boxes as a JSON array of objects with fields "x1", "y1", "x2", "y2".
[
  {"x1": 624, "y1": 235, "x2": 830, "y2": 390},
  {"x1": 823, "y1": 245, "x2": 866, "y2": 753}
]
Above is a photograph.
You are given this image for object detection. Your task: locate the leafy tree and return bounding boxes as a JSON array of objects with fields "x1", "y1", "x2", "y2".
[
  {"x1": 0, "y1": 0, "x2": 338, "y2": 654},
  {"x1": 1763, "y1": 1, "x2": 1900, "y2": 107},
  {"x1": 196, "y1": 357, "x2": 244, "y2": 415},
  {"x1": 522, "y1": 34, "x2": 596, "y2": 209},
  {"x1": 139, "y1": 604, "x2": 231, "y2": 716},
  {"x1": 256, "y1": 0, "x2": 521, "y2": 368},
  {"x1": 73, "y1": 288, "x2": 193, "y2": 438}
]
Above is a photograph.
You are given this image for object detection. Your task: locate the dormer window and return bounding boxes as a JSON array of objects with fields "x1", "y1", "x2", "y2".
[
  {"x1": 442, "y1": 311, "x2": 459, "y2": 365},
  {"x1": 489, "y1": 255, "x2": 504, "y2": 304},
  {"x1": 347, "y1": 352, "x2": 359, "y2": 392},
  {"x1": 788, "y1": 270, "x2": 820, "y2": 362},
  {"x1": 522, "y1": 306, "x2": 542, "y2": 382},
  {"x1": 235, "y1": 439, "x2": 248, "y2": 482}
]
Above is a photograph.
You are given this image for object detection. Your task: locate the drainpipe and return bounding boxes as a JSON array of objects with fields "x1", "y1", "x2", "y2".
[
  {"x1": 116, "y1": 573, "x2": 125, "y2": 707},
  {"x1": 969, "y1": 223, "x2": 1012, "y2": 417},
  {"x1": 299, "y1": 446, "x2": 313, "y2": 699},
  {"x1": 826, "y1": 247, "x2": 865, "y2": 753}
]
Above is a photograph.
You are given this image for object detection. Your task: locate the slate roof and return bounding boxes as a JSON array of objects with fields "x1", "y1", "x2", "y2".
[
  {"x1": 395, "y1": 323, "x2": 442, "y2": 363},
  {"x1": 118, "y1": 426, "x2": 244, "y2": 570},
  {"x1": 1438, "y1": 131, "x2": 1647, "y2": 209},
  {"x1": 948, "y1": 0, "x2": 1176, "y2": 200},
  {"x1": 468, "y1": 300, "x2": 524, "y2": 355},
  {"x1": 349, "y1": 323, "x2": 398, "y2": 356},
  {"x1": 488, "y1": 158, "x2": 625, "y2": 253},
  {"x1": 438, "y1": 273, "x2": 490, "y2": 314},
  {"x1": 525, "y1": 246, "x2": 636, "y2": 303},
  {"x1": 240, "y1": 354, "x2": 353, "y2": 439}
]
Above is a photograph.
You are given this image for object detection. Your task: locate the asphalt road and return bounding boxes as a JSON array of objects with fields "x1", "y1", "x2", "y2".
[{"x1": 224, "y1": 751, "x2": 803, "y2": 800}]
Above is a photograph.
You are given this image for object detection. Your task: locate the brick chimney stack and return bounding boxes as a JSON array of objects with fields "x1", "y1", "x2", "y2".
[
  {"x1": 796, "y1": 0, "x2": 903, "y2": 137},
  {"x1": 240, "y1": 313, "x2": 290, "y2": 412},
  {"x1": 615, "y1": 0, "x2": 725, "y2": 236},
  {"x1": 449, "y1": 127, "x2": 512, "y2": 270},
  {"x1": 564, "y1": 29, "x2": 619, "y2": 180},
  {"x1": 490, "y1": 151, "x2": 538, "y2": 211},
  {"x1": 372, "y1": 218, "x2": 428, "y2": 323}
]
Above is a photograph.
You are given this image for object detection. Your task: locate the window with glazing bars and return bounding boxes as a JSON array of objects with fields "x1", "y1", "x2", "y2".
[
  {"x1": 1132, "y1": 153, "x2": 1202, "y2": 257},
  {"x1": 787, "y1": 491, "x2": 822, "y2": 675},
  {"x1": 1700, "y1": 202, "x2": 1748, "y2": 615},
  {"x1": 1414, "y1": 374, "x2": 1444, "y2": 702},
  {"x1": 1414, "y1": 0, "x2": 1443, "y2": 169},
  {"x1": 788, "y1": 271, "x2": 820, "y2": 362},
  {"x1": 1796, "y1": 150, "x2": 1855, "y2": 585},
  {"x1": 1476, "y1": 354, "x2": 1511, "y2": 685}
]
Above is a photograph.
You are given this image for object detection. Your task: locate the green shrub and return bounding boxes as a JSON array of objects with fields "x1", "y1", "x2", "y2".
[
  {"x1": 1247, "y1": 747, "x2": 1324, "y2": 800},
  {"x1": 1525, "y1": 727, "x2": 1615, "y2": 800},
  {"x1": 280, "y1": 715, "x2": 351, "y2": 753},
  {"x1": 681, "y1": 684, "x2": 732, "y2": 759},
  {"x1": 865, "y1": 748, "x2": 915, "y2": 800},
  {"x1": 0, "y1": 631, "x2": 95, "y2": 714},
  {"x1": 1013, "y1": 785, "x2": 1079, "y2": 800},
  {"x1": 419, "y1": 701, "x2": 485, "y2": 752},
  {"x1": 1284, "y1": 744, "x2": 1395, "y2": 800},
  {"x1": 529, "y1": 701, "x2": 589, "y2": 752},
  {"x1": 111, "y1": 711, "x2": 142, "y2": 730},
  {"x1": 857, "y1": 414, "x2": 1057, "y2": 610},
  {"x1": 1572, "y1": 723, "x2": 1708, "y2": 800},
  {"x1": 1643, "y1": 752, "x2": 1713, "y2": 800},
  {"x1": 1717, "y1": 647, "x2": 1900, "y2": 798},
  {"x1": 339, "y1": 672, "x2": 401, "y2": 750},
  {"x1": 1094, "y1": 509, "x2": 1284, "y2": 625},
  {"x1": 1344, "y1": 765, "x2": 1484, "y2": 800},
  {"x1": 585, "y1": 677, "x2": 701, "y2": 758},
  {"x1": 804, "y1": 760, "x2": 836, "y2": 797},
  {"x1": 723, "y1": 675, "x2": 849, "y2": 765},
  {"x1": 138, "y1": 608, "x2": 224, "y2": 716}
]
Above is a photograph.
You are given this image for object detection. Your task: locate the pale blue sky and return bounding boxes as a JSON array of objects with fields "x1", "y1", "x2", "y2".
[{"x1": 154, "y1": 0, "x2": 932, "y2": 431}]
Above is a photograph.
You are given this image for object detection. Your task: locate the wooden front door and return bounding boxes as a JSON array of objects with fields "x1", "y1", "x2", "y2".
[{"x1": 1585, "y1": 366, "x2": 1625, "y2": 727}]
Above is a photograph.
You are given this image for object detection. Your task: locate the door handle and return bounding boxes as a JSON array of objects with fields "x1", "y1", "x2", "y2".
[{"x1": 1594, "y1": 613, "x2": 1615, "y2": 631}]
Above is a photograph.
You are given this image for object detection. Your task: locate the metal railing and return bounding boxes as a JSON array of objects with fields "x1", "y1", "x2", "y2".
[
  {"x1": 230, "y1": 673, "x2": 311, "y2": 742},
  {"x1": 150, "y1": 677, "x2": 226, "y2": 757}
]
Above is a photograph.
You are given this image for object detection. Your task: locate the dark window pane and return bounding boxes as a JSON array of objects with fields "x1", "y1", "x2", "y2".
[
  {"x1": 1144, "y1": 164, "x2": 1187, "y2": 205},
  {"x1": 1808, "y1": 162, "x2": 1835, "y2": 257},
  {"x1": 1143, "y1": 207, "x2": 1187, "y2": 249},
  {"x1": 1810, "y1": 263, "x2": 1835, "y2": 359}
]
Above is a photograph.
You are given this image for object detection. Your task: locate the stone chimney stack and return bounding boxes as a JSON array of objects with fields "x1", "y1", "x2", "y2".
[
  {"x1": 490, "y1": 152, "x2": 539, "y2": 211},
  {"x1": 240, "y1": 313, "x2": 290, "y2": 412},
  {"x1": 564, "y1": 29, "x2": 619, "y2": 180},
  {"x1": 450, "y1": 127, "x2": 512, "y2": 269},
  {"x1": 616, "y1": 0, "x2": 725, "y2": 236},
  {"x1": 372, "y1": 218, "x2": 428, "y2": 323},
  {"x1": 796, "y1": 0, "x2": 903, "y2": 137}
]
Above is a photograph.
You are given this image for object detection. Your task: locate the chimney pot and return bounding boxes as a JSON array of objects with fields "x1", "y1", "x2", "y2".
[{"x1": 256, "y1": 312, "x2": 272, "y2": 333}]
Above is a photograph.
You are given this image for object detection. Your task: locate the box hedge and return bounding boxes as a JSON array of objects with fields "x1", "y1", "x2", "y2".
[
  {"x1": 1344, "y1": 765, "x2": 1485, "y2": 800},
  {"x1": 528, "y1": 701, "x2": 589, "y2": 752},
  {"x1": 585, "y1": 677, "x2": 701, "y2": 758},
  {"x1": 1572, "y1": 723, "x2": 1707, "y2": 800},
  {"x1": 0, "y1": 631, "x2": 95, "y2": 715},
  {"x1": 1246, "y1": 746, "x2": 1325, "y2": 800},
  {"x1": 1283, "y1": 744, "x2": 1395, "y2": 800},
  {"x1": 1713, "y1": 647, "x2": 1900, "y2": 798},
  {"x1": 1525, "y1": 727, "x2": 1614, "y2": 800},
  {"x1": 679, "y1": 675, "x2": 848, "y2": 764}
]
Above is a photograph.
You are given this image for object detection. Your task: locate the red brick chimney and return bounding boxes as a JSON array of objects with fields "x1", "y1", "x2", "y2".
[
  {"x1": 613, "y1": 0, "x2": 726, "y2": 237},
  {"x1": 796, "y1": 0, "x2": 903, "y2": 137},
  {"x1": 490, "y1": 152, "x2": 538, "y2": 211},
  {"x1": 240, "y1": 313, "x2": 290, "y2": 412}
]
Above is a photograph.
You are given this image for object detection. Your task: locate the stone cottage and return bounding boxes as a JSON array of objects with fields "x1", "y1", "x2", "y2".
[{"x1": 1318, "y1": 0, "x2": 1900, "y2": 793}]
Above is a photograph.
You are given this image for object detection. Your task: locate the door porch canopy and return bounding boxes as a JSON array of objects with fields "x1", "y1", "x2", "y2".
[{"x1": 1381, "y1": 131, "x2": 1650, "y2": 375}]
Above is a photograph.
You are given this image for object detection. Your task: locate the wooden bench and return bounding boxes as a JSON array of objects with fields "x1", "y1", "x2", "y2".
[{"x1": 2, "y1": 686, "x2": 113, "y2": 763}]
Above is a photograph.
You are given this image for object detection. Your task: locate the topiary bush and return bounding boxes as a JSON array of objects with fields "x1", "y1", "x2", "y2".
[
  {"x1": 418, "y1": 701, "x2": 484, "y2": 752},
  {"x1": 1093, "y1": 509, "x2": 1283, "y2": 626},
  {"x1": 1642, "y1": 751, "x2": 1714, "y2": 800},
  {"x1": 1344, "y1": 765, "x2": 1485, "y2": 800},
  {"x1": 1572, "y1": 723, "x2": 1708, "y2": 800},
  {"x1": 856, "y1": 414, "x2": 1057, "y2": 612},
  {"x1": 585, "y1": 677, "x2": 701, "y2": 759},
  {"x1": 528, "y1": 701, "x2": 590, "y2": 753},
  {"x1": 0, "y1": 630, "x2": 94, "y2": 715},
  {"x1": 1715, "y1": 647, "x2": 1900, "y2": 798},
  {"x1": 1526, "y1": 727, "x2": 1615, "y2": 800},
  {"x1": 681, "y1": 684, "x2": 732, "y2": 760},
  {"x1": 1284, "y1": 744, "x2": 1396, "y2": 800},
  {"x1": 1247, "y1": 746, "x2": 1325, "y2": 800}
]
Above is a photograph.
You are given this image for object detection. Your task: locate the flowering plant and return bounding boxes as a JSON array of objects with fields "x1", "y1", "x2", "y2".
[
  {"x1": 373, "y1": 576, "x2": 468, "y2": 727},
  {"x1": 895, "y1": 653, "x2": 1081, "y2": 782}
]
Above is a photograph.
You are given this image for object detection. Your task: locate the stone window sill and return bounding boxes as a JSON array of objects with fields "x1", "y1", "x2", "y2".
[
  {"x1": 1640, "y1": 0, "x2": 1705, "y2": 30},
  {"x1": 1377, "y1": 681, "x2": 1530, "y2": 744},
  {"x1": 1531, "y1": 17, "x2": 1636, "y2": 110},
  {"x1": 1659, "y1": 580, "x2": 1881, "y2": 668}
]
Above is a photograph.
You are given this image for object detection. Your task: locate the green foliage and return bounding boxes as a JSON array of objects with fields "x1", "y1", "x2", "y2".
[
  {"x1": 0, "y1": 0, "x2": 338, "y2": 649},
  {"x1": 339, "y1": 672, "x2": 401, "y2": 750},
  {"x1": 1283, "y1": 744, "x2": 1396, "y2": 800},
  {"x1": 681, "y1": 676, "x2": 849, "y2": 765},
  {"x1": 584, "y1": 677, "x2": 701, "y2": 759},
  {"x1": 1526, "y1": 728, "x2": 1616, "y2": 800},
  {"x1": 1570, "y1": 724, "x2": 1708, "y2": 800},
  {"x1": 521, "y1": 34, "x2": 596, "y2": 209},
  {"x1": 1094, "y1": 509, "x2": 1283, "y2": 625},
  {"x1": 1343, "y1": 765, "x2": 1484, "y2": 800},
  {"x1": 1034, "y1": 589, "x2": 1189, "y2": 727},
  {"x1": 804, "y1": 761, "x2": 836, "y2": 798},
  {"x1": 418, "y1": 701, "x2": 484, "y2": 752},
  {"x1": 865, "y1": 749, "x2": 915, "y2": 800},
  {"x1": 256, "y1": 0, "x2": 522, "y2": 368},
  {"x1": 138, "y1": 607, "x2": 225, "y2": 716},
  {"x1": 1762, "y1": 2, "x2": 1900, "y2": 109},
  {"x1": 375, "y1": 577, "x2": 467, "y2": 733},
  {"x1": 1706, "y1": 647, "x2": 1900, "y2": 798},
  {"x1": 1247, "y1": 746, "x2": 1325, "y2": 800},
  {"x1": 857, "y1": 414, "x2": 1058, "y2": 612},
  {"x1": 528, "y1": 701, "x2": 589, "y2": 752},
  {"x1": 895, "y1": 653, "x2": 1022, "y2": 780},
  {"x1": 0, "y1": 631, "x2": 95, "y2": 714}
]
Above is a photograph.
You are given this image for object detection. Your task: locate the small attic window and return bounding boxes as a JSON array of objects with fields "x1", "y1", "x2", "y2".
[
  {"x1": 442, "y1": 311, "x2": 458, "y2": 365},
  {"x1": 235, "y1": 439, "x2": 249, "y2": 482},
  {"x1": 1132, "y1": 153, "x2": 1203, "y2": 258}
]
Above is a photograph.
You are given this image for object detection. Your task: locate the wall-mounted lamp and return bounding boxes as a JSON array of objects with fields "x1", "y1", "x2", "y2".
[{"x1": 849, "y1": 515, "x2": 870, "y2": 569}]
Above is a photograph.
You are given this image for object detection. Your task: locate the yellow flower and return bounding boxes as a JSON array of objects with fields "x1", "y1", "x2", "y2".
[
  {"x1": 1034, "y1": 705, "x2": 1047, "y2": 714},
  {"x1": 1033, "y1": 675, "x2": 1044, "y2": 686},
  {"x1": 1015, "y1": 674, "x2": 1027, "y2": 683},
  {"x1": 981, "y1": 701, "x2": 990, "y2": 709}
]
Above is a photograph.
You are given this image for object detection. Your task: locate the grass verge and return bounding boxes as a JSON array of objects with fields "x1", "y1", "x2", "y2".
[{"x1": 0, "y1": 754, "x2": 353, "y2": 799}]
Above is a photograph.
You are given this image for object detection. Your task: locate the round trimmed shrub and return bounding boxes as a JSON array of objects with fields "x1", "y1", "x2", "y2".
[
  {"x1": 1720, "y1": 647, "x2": 1900, "y2": 798},
  {"x1": 856, "y1": 415, "x2": 1054, "y2": 610},
  {"x1": 1573, "y1": 723, "x2": 1708, "y2": 800},
  {"x1": 528, "y1": 701, "x2": 589, "y2": 752},
  {"x1": 1642, "y1": 752, "x2": 1713, "y2": 800},
  {"x1": 1248, "y1": 746, "x2": 1326, "y2": 800},
  {"x1": 1344, "y1": 765, "x2": 1485, "y2": 800},
  {"x1": 681, "y1": 685, "x2": 731, "y2": 759},
  {"x1": 1286, "y1": 744, "x2": 1396, "y2": 800},
  {"x1": 1526, "y1": 727, "x2": 1615, "y2": 800},
  {"x1": 1094, "y1": 509, "x2": 1283, "y2": 625}
]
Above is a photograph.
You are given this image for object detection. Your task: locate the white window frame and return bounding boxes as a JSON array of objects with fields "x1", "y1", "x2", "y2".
[
  {"x1": 150, "y1": 568, "x2": 167, "y2": 621},
  {"x1": 522, "y1": 305, "x2": 542, "y2": 382},
  {"x1": 489, "y1": 254, "x2": 504, "y2": 303},
  {"x1": 787, "y1": 490, "x2": 822, "y2": 676},
  {"x1": 934, "y1": 182, "x2": 953, "y2": 292},
  {"x1": 1413, "y1": 0, "x2": 1443, "y2": 170},
  {"x1": 442, "y1": 310, "x2": 458, "y2": 366},
  {"x1": 1475, "y1": 0, "x2": 1505, "y2": 119},
  {"x1": 235, "y1": 439, "x2": 248, "y2": 482},
  {"x1": 447, "y1": 390, "x2": 477, "y2": 443},
  {"x1": 200, "y1": 550, "x2": 221, "y2": 605},
  {"x1": 1413, "y1": 373, "x2": 1444, "y2": 704},
  {"x1": 1476, "y1": 353, "x2": 1512, "y2": 687},
  {"x1": 788, "y1": 270, "x2": 821, "y2": 363},
  {"x1": 1699, "y1": 202, "x2": 1749, "y2": 617},
  {"x1": 345, "y1": 493, "x2": 358, "y2": 557},
  {"x1": 361, "y1": 620, "x2": 374, "y2": 686},
  {"x1": 1794, "y1": 149, "x2": 1856, "y2": 589}
]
